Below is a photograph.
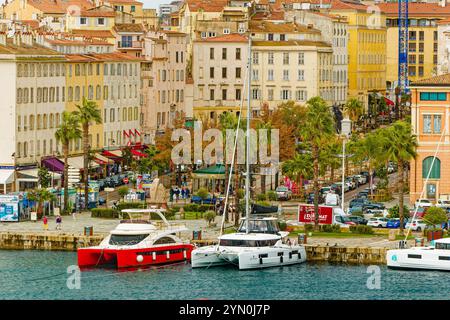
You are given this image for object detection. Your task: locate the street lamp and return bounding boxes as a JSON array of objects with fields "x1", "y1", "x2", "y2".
[{"x1": 340, "y1": 118, "x2": 352, "y2": 210}]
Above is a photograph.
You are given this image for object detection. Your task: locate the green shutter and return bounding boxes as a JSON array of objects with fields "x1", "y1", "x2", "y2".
[{"x1": 422, "y1": 157, "x2": 441, "y2": 179}]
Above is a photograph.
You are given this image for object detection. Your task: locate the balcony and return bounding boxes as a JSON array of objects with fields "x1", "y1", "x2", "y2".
[{"x1": 117, "y1": 41, "x2": 142, "y2": 49}]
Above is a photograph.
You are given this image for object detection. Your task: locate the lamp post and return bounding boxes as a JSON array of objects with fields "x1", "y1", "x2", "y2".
[{"x1": 340, "y1": 118, "x2": 352, "y2": 210}]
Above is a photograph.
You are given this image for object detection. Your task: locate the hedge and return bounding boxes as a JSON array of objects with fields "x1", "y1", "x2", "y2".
[
  {"x1": 349, "y1": 225, "x2": 374, "y2": 234},
  {"x1": 91, "y1": 208, "x2": 118, "y2": 219},
  {"x1": 319, "y1": 224, "x2": 341, "y2": 233},
  {"x1": 116, "y1": 202, "x2": 147, "y2": 211},
  {"x1": 182, "y1": 204, "x2": 214, "y2": 212}
]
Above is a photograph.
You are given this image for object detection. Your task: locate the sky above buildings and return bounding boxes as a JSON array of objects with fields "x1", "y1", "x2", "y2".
[{"x1": 141, "y1": 0, "x2": 167, "y2": 9}]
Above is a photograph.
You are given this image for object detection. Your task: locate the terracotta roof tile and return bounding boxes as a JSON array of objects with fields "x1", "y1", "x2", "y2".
[
  {"x1": 186, "y1": 0, "x2": 228, "y2": 12},
  {"x1": 28, "y1": 0, "x2": 95, "y2": 14},
  {"x1": 411, "y1": 73, "x2": 450, "y2": 86},
  {"x1": 378, "y1": 3, "x2": 450, "y2": 17},
  {"x1": 195, "y1": 33, "x2": 248, "y2": 43},
  {"x1": 71, "y1": 29, "x2": 114, "y2": 38},
  {"x1": 252, "y1": 40, "x2": 331, "y2": 47},
  {"x1": 113, "y1": 23, "x2": 145, "y2": 33},
  {"x1": 249, "y1": 21, "x2": 321, "y2": 34},
  {"x1": 104, "y1": 0, "x2": 142, "y2": 3},
  {"x1": 0, "y1": 39, "x2": 62, "y2": 55}
]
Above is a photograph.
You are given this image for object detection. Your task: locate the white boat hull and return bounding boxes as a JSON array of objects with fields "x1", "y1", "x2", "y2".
[
  {"x1": 387, "y1": 248, "x2": 450, "y2": 271},
  {"x1": 192, "y1": 245, "x2": 307, "y2": 270}
]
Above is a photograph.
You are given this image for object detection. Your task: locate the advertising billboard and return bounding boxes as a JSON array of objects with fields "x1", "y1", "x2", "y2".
[
  {"x1": 298, "y1": 204, "x2": 333, "y2": 225},
  {"x1": 0, "y1": 195, "x2": 20, "y2": 222}
]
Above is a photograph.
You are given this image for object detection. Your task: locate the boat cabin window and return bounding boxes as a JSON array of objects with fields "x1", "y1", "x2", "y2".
[
  {"x1": 219, "y1": 239, "x2": 279, "y2": 247},
  {"x1": 435, "y1": 242, "x2": 450, "y2": 250},
  {"x1": 153, "y1": 237, "x2": 176, "y2": 245},
  {"x1": 109, "y1": 234, "x2": 149, "y2": 246},
  {"x1": 238, "y1": 220, "x2": 280, "y2": 234}
]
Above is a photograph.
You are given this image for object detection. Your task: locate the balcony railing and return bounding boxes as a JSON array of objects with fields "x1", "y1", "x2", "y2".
[{"x1": 118, "y1": 41, "x2": 142, "y2": 49}]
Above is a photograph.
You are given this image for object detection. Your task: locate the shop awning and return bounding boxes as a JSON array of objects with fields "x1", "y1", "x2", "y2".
[
  {"x1": 0, "y1": 170, "x2": 14, "y2": 184},
  {"x1": 385, "y1": 97, "x2": 395, "y2": 106},
  {"x1": 131, "y1": 149, "x2": 148, "y2": 158},
  {"x1": 94, "y1": 153, "x2": 114, "y2": 165},
  {"x1": 42, "y1": 157, "x2": 64, "y2": 173},
  {"x1": 59, "y1": 156, "x2": 99, "y2": 169},
  {"x1": 191, "y1": 164, "x2": 226, "y2": 180},
  {"x1": 102, "y1": 149, "x2": 123, "y2": 159}
]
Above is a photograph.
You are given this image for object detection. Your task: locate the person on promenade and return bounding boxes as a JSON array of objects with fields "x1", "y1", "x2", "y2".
[
  {"x1": 55, "y1": 215, "x2": 62, "y2": 230},
  {"x1": 43, "y1": 216, "x2": 48, "y2": 231}
]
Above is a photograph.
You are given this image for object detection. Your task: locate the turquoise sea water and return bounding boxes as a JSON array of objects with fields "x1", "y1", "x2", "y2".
[{"x1": 0, "y1": 250, "x2": 448, "y2": 300}]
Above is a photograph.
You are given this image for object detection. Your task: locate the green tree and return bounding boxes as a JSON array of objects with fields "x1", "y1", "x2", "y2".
[
  {"x1": 320, "y1": 137, "x2": 341, "y2": 183},
  {"x1": 197, "y1": 188, "x2": 209, "y2": 204},
  {"x1": 204, "y1": 210, "x2": 217, "y2": 226},
  {"x1": 38, "y1": 167, "x2": 51, "y2": 188},
  {"x1": 301, "y1": 97, "x2": 335, "y2": 230},
  {"x1": 282, "y1": 152, "x2": 312, "y2": 198},
  {"x1": 381, "y1": 121, "x2": 417, "y2": 234},
  {"x1": 28, "y1": 188, "x2": 56, "y2": 219},
  {"x1": 55, "y1": 112, "x2": 81, "y2": 213},
  {"x1": 344, "y1": 98, "x2": 364, "y2": 128},
  {"x1": 423, "y1": 207, "x2": 447, "y2": 229},
  {"x1": 118, "y1": 186, "x2": 129, "y2": 201},
  {"x1": 74, "y1": 97, "x2": 102, "y2": 209}
]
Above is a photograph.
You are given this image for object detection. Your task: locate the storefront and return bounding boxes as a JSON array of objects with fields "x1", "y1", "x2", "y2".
[{"x1": 0, "y1": 168, "x2": 14, "y2": 194}]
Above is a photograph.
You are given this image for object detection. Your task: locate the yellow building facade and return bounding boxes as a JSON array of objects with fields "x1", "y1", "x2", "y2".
[
  {"x1": 378, "y1": 3, "x2": 450, "y2": 89},
  {"x1": 65, "y1": 56, "x2": 105, "y2": 154},
  {"x1": 327, "y1": 0, "x2": 387, "y2": 107}
]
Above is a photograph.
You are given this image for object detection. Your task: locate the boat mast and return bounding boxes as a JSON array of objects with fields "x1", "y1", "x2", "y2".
[{"x1": 245, "y1": 29, "x2": 252, "y2": 234}]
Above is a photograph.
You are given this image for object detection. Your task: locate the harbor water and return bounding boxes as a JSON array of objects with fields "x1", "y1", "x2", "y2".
[{"x1": 0, "y1": 250, "x2": 448, "y2": 300}]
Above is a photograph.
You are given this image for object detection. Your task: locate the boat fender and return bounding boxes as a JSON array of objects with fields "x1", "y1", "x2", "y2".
[
  {"x1": 136, "y1": 255, "x2": 144, "y2": 263},
  {"x1": 152, "y1": 252, "x2": 156, "y2": 261},
  {"x1": 183, "y1": 250, "x2": 187, "y2": 259}
]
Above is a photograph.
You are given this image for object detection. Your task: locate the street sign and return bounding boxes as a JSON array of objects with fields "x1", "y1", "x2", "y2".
[
  {"x1": 104, "y1": 187, "x2": 114, "y2": 192},
  {"x1": 123, "y1": 177, "x2": 129, "y2": 184}
]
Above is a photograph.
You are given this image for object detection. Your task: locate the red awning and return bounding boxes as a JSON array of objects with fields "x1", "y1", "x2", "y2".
[
  {"x1": 385, "y1": 97, "x2": 395, "y2": 106},
  {"x1": 102, "y1": 150, "x2": 122, "y2": 159},
  {"x1": 131, "y1": 149, "x2": 147, "y2": 158}
]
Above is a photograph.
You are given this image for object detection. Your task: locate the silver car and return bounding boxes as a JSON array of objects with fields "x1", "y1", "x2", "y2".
[{"x1": 276, "y1": 186, "x2": 292, "y2": 201}]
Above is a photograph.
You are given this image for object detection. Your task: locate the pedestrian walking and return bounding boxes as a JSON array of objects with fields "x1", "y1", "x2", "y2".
[
  {"x1": 43, "y1": 215, "x2": 48, "y2": 231},
  {"x1": 55, "y1": 215, "x2": 62, "y2": 230}
]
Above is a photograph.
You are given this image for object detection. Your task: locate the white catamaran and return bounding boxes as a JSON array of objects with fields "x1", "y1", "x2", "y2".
[{"x1": 191, "y1": 31, "x2": 306, "y2": 270}]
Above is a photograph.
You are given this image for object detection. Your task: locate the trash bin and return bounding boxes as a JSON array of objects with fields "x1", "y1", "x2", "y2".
[
  {"x1": 415, "y1": 237, "x2": 424, "y2": 247},
  {"x1": 84, "y1": 226, "x2": 93, "y2": 236},
  {"x1": 298, "y1": 233, "x2": 307, "y2": 244},
  {"x1": 193, "y1": 230, "x2": 202, "y2": 241}
]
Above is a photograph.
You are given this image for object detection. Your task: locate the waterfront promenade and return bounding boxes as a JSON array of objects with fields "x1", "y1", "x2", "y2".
[{"x1": 0, "y1": 212, "x2": 413, "y2": 249}]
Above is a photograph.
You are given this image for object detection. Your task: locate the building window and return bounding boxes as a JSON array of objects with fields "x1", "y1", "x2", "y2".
[
  {"x1": 236, "y1": 67, "x2": 241, "y2": 79},
  {"x1": 420, "y1": 92, "x2": 447, "y2": 101},
  {"x1": 423, "y1": 115, "x2": 432, "y2": 133},
  {"x1": 268, "y1": 89, "x2": 274, "y2": 101},
  {"x1": 80, "y1": 17, "x2": 87, "y2": 25},
  {"x1": 222, "y1": 89, "x2": 227, "y2": 100},
  {"x1": 222, "y1": 67, "x2": 227, "y2": 78},
  {"x1": 236, "y1": 89, "x2": 241, "y2": 100},
  {"x1": 281, "y1": 89, "x2": 291, "y2": 100},
  {"x1": 210, "y1": 67, "x2": 214, "y2": 79},
  {"x1": 252, "y1": 88, "x2": 260, "y2": 100},
  {"x1": 252, "y1": 52, "x2": 259, "y2": 65},
  {"x1": 268, "y1": 52, "x2": 274, "y2": 65},
  {"x1": 422, "y1": 156, "x2": 440, "y2": 179},
  {"x1": 222, "y1": 48, "x2": 227, "y2": 60},
  {"x1": 210, "y1": 48, "x2": 214, "y2": 59},
  {"x1": 298, "y1": 69, "x2": 304, "y2": 81},
  {"x1": 210, "y1": 89, "x2": 215, "y2": 101},
  {"x1": 283, "y1": 70, "x2": 289, "y2": 81},
  {"x1": 131, "y1": 5, "x2": 135, "y2": 12},
  {"x1": 283, "y1": 52, "x2": 289, "y2": 65},
  {"x1": 236, "y1": 48, "x2": 241, "y2": 60},
  {"x1": 268, "y1": 69, "x2": 274, "y2": 81}
]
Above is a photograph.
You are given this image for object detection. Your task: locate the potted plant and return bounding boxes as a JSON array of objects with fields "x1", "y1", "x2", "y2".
[{"x1": 423, "y1": 206, "x2": 447, "y2": 241}]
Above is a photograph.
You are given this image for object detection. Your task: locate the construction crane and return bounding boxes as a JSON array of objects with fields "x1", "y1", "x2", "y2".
[{"x1": 398, "y1": 0, "x2": 409, "y2": 93}]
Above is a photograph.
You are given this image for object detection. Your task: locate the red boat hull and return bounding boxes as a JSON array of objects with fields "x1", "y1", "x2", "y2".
[{"x1": 78, "y1": 244, "x2": 194, "y2": 269}]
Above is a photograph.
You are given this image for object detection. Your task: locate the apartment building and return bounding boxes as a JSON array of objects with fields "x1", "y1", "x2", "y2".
[
  {"x1": 437, "y1": 18, "x2": 450, "y2": 75},
  {"x1": 409, "y1": 73, "x2": 450, "y2": 203},
  {"x1": 285, "y1": 9, "x2": 349, "y2": 105},
  {"x1": 0, "y1": 31, "x2": 66, "y2": 192},
  {"x1": 112, "y1": 23, "x2": 146, "y2": 58},
  {"x1": 141, "y1": 30, "x2": 188, "y2": 143},
  {"x1": 379, "y1": 3, "x2": 450, "y2": 89}
]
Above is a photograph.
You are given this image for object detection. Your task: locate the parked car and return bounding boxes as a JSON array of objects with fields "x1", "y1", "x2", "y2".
[
  {"x1": 352, "y1": 175, "x2": 367, "y2": 185},
  {"x1": 275, "y1": 186, "x2": 292, "y2": 201},
  {"x1": 415, "y1": 198, "x2": 432, "y2": 208},
  {"x1": 191, "y1": 194, "x2": 217, "y2": 204},
  {"x1": 437, "y1": 199, "x2": 450, "y2": 209},
  {"x1": 98, "y1": 196, "x2": 106, "y2": 205},
  {"x1": 334, "y1": 182, "x2": 349, "y2": 193},
  {"x1": 364, "y1": 202, "x2": 385, "y2": 211},
  {"x1": 348, "y1": 205, "x2": 366, "y2": 215},
  {"x1": 367, "y1": 217, "x2": 389, "y2": 228},
  {"x1": 409, "y1": 206, "x2": 428, "y2": 218},
  {"x1": 386, "y1": 218, "x2": 408, "y2": 229},
  {"x1": 330, "y1": 184, "x2": 342, "y2": 195},
  {"x1": 345, "y1": 178, "x2": 357, "y2": 190},
  {"x1": 349, "y1": 198, "x2": 368, "y2": 208},
  {"x1": 357, "y1": 191, "x2": 369, "y2": 199},
  {"x1": 97, "y1": 180, "x2": 105, "y2": 191},
  {"x1": 306, "y1": 192, "x2": 324, "y2": 205},
  {"x1": 405, "y1": 219, "x2": 427, "y2": 232},
  {"x1": 348, "y1": 216, "x2": 368, "y2": 225},
  {"x1": 320, "y1": 186, "x2": 332, "y2": 196}
]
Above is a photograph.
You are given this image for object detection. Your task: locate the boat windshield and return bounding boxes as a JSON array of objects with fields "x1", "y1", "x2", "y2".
[
  {"x1": 435, "y1": 242, "x2": 450, "y2": 250},
  {"x1": 237, "y1": 219, "x2": 280, "y2": 234},
  {"x1": 219, "y1": 238, "x2": 279, "y2": 247},
  {"x1": 109, "y1": 234, "x2": 149, "y2": 246}
]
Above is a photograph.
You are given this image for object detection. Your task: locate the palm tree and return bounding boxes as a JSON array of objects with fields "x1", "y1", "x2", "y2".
[
  {"x1": 282, "y1": 152, "x2": 312, "y2": 199},
  {"x1": 55, "y1": 112, "x2": 81, "y2": 213},
  {"x1": 301, "y1": 97, "x2": 335, "y2": 230},
  {"x1": 320, "y1": 137, "x2": 341, "y2": 183},
  {"x1": 75, "y1": 97, "x2": 102, "y2": 209},
  {"x1": 351, "y1": 130, "x2": 386, "y2": 197},
  {"x1": 381, "y1": 121, "x2": 417, "y2": 234},
  {"x1": 344, "y1": 98, "x2": 364, "y2": 129}
]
